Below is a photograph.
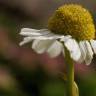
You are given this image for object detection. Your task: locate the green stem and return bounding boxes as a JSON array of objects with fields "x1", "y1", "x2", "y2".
[{"x1": 64, "y1": 46, "x2": 74, "y2": 96}]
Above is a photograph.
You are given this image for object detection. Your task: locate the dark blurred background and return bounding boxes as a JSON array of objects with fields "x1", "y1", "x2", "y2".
[{"x1": 0, "y1": 0, "x2": 96, "y2": 96}]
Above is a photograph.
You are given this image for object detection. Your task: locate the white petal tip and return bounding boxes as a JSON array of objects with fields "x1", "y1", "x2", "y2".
[{"x1": 19, "y1": 42, "x2": 24, "y2": 46}]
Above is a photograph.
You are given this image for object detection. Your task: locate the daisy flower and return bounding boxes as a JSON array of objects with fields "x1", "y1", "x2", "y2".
[
  {"x1": 19, "y1": 4, "x2": 96, "y2": 96},
  {"x1": 19, "y1": 4, "x2": 96, "y2": 66}
]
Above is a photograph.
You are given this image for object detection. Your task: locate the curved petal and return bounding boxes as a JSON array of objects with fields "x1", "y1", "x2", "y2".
[
  {"x1": 46, "y1": 41, "x2": 63, "y2": 58},
  {"x1": 90, "y1": 40, "x2": 96, "y2": 54},
  {"x1": 64, "y1": 39, "x2": 81, "y2": 62},
  {"x1": 20, "y1": 28, "x2": 63, "y2": 36},
  {"x1": 84, "y1": 41, "x2": 93, "y2": 65},
  {"x1": 79, "y1": 41, "x2": 87, "y2": 63},
  {"x1": 60, "y1": 35, "x2": 71, "y2": 42},
  {"x1": 20, "y1": 28, "x2": 54, "y2": 36},
  {"x1": 19, "y1": 37, "x2": 33, "y2": 46},
  {"x1": 20, "y1": 28, "x2": 40, "y2": 36},
  {"x1": 32, "y1": 40, "x2": 55, "y2": 54},
  {"x1": 28, "y1": 36, "x2": 64, "y2": 40}
]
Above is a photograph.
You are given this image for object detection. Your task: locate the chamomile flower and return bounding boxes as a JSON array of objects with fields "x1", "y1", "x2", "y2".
[{"x1": 19, "y1": 4, "x2": 96, "y2": 65}]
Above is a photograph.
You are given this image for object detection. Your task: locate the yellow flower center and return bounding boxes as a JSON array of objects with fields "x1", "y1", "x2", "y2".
[{"x1": 48, "y1": 4, "x2": 95, "y2": 40}]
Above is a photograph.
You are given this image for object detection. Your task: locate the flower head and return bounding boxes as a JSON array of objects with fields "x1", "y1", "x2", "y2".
[
  {"x1": 19, "y1": 4, "x2": 96, "y2": 65},
  {"x1": 48, "y1": 4, "x2": 95, "y2": 40}
]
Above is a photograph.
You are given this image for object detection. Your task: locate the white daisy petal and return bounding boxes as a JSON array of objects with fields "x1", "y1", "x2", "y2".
[
  {"x1": 20, "y1": 28, "x2": 40, "y2": 36},
  {"x1": 84, "y1": 41, "x2": 93, "y2": 65},
  {"x1": 79, "y1": 41, "x2": 87, "y2": 63},
  {"x1": 20, "y1": 28, "x2": 53, "y2": 36},
  {"x1": 64, "y1": 39, "x2": 81, "y2": 62},
  {"x1": 90, "y1": 40, "x2": 96, "y2": 54},
  {"x1": 47, "y1": 40, "x2": 63, "y2": 58},
  {"x1": 23, "y1": 35, "x2": 64, "y2": 40},
  {"x1": 19, "y1": 37, "x2": 33, "y2": 46},
  {"x1": 32, "y1": 40, "x2": 55, "y2": 54},
  {"x1": 60, "y1": 35, "x2": 71, "y2": 42}
]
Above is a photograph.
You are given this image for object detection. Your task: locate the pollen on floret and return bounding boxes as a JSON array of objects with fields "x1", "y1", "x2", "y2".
[{"x1": 48, "y1": 4, "x2": 95, "y2": 40}]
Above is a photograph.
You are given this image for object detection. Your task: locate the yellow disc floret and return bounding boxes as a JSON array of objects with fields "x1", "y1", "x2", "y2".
[{"x1": 48, "y1": 4, "x2": 95, "y2": 40}]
